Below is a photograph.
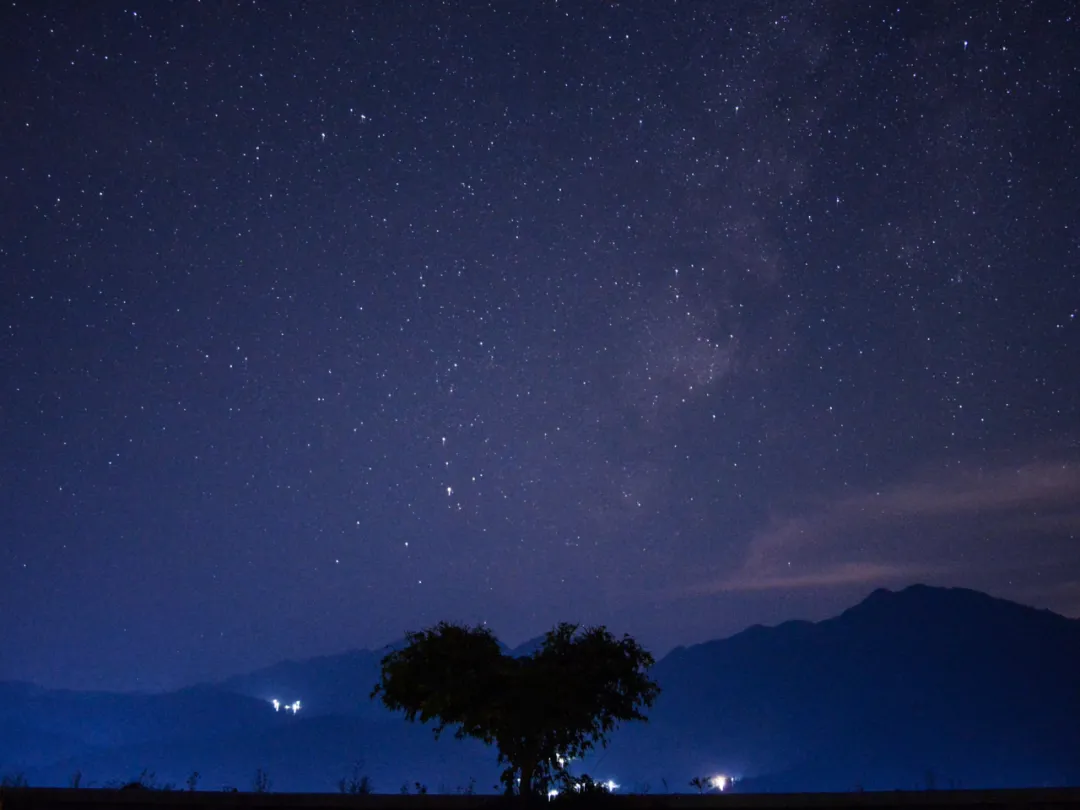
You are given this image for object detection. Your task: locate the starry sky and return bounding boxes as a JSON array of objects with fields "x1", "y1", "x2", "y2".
[{"x1": 2, "y1": 1, "x2": 1078, "y2": 692}]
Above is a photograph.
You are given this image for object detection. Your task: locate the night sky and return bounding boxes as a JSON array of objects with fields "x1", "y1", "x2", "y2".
[{"x1": 2, "y1": 1, "x2": 1078, "y2": 692}]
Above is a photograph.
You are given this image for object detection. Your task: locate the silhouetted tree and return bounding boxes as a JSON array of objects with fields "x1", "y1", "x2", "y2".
[{"x1": 372, "y1": 621, "x2": 660, "y2": 797}]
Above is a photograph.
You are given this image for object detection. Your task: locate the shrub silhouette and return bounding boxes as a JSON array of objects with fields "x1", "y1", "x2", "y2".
[
  {"x1": 251, "y1": 767, "x2": 272, "y2": 793},
  {"x1": 337, "y1": 762, "x2": 373, "y2": 795}
]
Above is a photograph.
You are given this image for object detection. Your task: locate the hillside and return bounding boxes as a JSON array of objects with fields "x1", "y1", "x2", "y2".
[{"x1": 3, "y1": 585, "x2": 1078, "y2": 793}]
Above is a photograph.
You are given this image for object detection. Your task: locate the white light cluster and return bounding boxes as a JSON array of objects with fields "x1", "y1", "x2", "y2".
[
  {"x1": 270, "y1": 698, "x2": 301, "y2": 714},
  {"x1": 710, "y1": 774, "x2": 729, "y2": 791},
  {"x1": 546, "y1": 778, "x2": 619, "y2": 800}
]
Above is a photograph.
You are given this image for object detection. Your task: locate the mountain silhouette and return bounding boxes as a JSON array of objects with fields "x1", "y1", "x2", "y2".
[
  {"x1": 3, "y1": 585, "x2": 1077, "y2": 792},
  {"x1": 608, "y1": 585, "x2": 1080, "y2": 791}
]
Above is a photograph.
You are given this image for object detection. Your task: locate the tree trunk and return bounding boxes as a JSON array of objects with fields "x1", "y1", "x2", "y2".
[{"x1": 519, "y1": 760, "x2": 536, "y2": 797}]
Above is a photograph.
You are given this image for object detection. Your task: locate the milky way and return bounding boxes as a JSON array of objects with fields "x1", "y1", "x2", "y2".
[{"x1": 1, "y1": 1, "x2": 1077, "y2": 690}]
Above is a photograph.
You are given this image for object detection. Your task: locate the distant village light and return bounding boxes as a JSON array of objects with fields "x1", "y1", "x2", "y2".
[{"x1": 269, "y1": 698, "x2": 302, "y2": 714}]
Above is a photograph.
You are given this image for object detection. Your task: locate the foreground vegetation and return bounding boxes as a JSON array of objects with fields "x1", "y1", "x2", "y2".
[{"x1": 372, "y1": 621, "x2": 660, "y2": 798}]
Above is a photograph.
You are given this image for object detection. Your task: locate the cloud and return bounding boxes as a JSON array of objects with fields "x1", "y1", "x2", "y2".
[
  {"x1": 680, "y1": 561, "x2": 941, "y2": 595},
  {"x1": 831, "y1": 462, "x2": 1080, "y2": 519},
  {"x1": 677, "y1": 459, "x2": 1080, "y2": 598}
]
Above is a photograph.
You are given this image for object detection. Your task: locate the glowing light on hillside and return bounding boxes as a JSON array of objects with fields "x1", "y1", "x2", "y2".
[
  {"x1": 710, "y1": 774, "x2": 729, "y2": 791},
  {"x1": 269, "y1": 698, "x2": 301, "y2": 714},
  {"x1": 547, "y1": 778, "x2": 618, "y2": 799}
]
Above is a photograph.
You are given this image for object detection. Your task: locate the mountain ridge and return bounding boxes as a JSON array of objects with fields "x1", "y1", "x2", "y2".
[{"x1": 3, "y1": 584, "x2": 1078, "y2": 793}]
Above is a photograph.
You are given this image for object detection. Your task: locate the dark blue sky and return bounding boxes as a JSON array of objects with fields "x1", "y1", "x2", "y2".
[{"x1": 2, "y1": 1, "x2": 1078, "y2": 692}]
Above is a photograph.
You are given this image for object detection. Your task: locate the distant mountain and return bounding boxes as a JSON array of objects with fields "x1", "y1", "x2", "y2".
[
  {"x1": 603, "y1": 585, "x2": 1080, "y2": 792},
  {"x1": 506, "y1": 635, "x2": 546, "y2": 658},
  {"x1": 215, "y1": 635, "x2": 521, "y2": 717},
  {"x1": 215, "y1": 648, "x2": 390, "y2": 719},
  {"x1": 0, "y1": 683, "x2": 287, "y2": 775},
  {"x1": 12, "y1": 712, "x2": 500, "y2": 794},
  {"x1": 3, "y1": 585, "x2": 1078, "y2": 793}
]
